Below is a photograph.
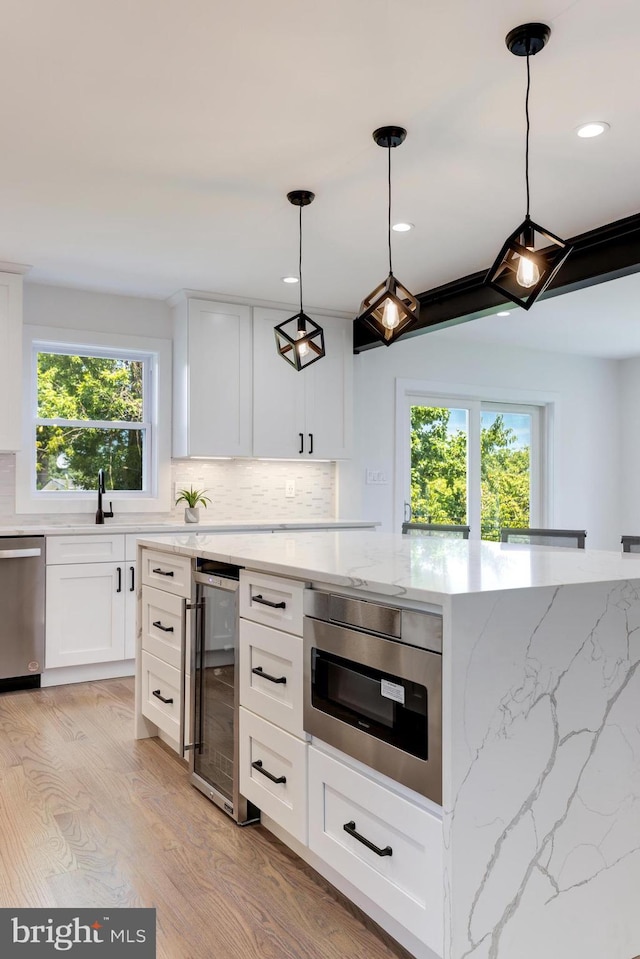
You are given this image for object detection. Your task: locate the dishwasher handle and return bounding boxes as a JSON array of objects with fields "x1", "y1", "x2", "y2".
[{"x1": 0, "y1": 548, "x2": 42, "y2": 559}]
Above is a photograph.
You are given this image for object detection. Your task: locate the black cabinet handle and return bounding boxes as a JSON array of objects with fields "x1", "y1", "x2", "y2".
[
  {"x1": 299, "y1": 432, "x2": 304, "y2": 454},
  {"x1": 252, "y1": 665, "x2": 286, "y2": 685},
  {"x1": 129, "y1": 566, "x2": 135, "y2": 592},
  {"x1": 153, "y1": 620, "x2": 174, "y2": 633},
  {"x1": 152, "y1": 567, "x2": 174, "y2": 577},
  {"x1": 252, "y1": 593, "x2": 286, "y2": 609},
  {"x1": 152, "y1": 689, "x2": 174, "y2": 705},
  {"x1": 251, "y1": 759, "x2": 286, "y2": 784},
  {"x1": 343, "y1": 821, "x2": 392, "y2": 857},
  {"x1": 308, "y1": 432, "x2": 313, "y2": 454},
  {"x1": 116, "y1": 566, "x2": 122, "y2": 593}
]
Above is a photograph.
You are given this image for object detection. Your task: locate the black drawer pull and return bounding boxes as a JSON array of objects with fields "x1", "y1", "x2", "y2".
[
  {"x1": 299, "y1": 432, "x2": 304, "y2": 454},
  {"x1": 343, "y1": 821, "x2": 392, "y2": 857},
  {"x1": 251, "y1": 759, "x2": 286, "y2": 784},
  {"x1": 129, "y1": 565, "x2": 135, "y2": 592},
  {"x1": 152, "y1": 620, "x2": 174, "y2": 633},
  {"x1": 152, "y1": 567, "x2": 174, "y2": 577},
  {"x1": 116, "y1": 566, "x2": 122, "y2": 593},
  {"x1": 252, "y1": 665, "x2": 286, "y2": 685},
  {"x1": 152, "y1": 689, "x2": 174, "y2": 705},
  {"x1": 252, "y1": 594, "x2": 286, "y2": 609}
]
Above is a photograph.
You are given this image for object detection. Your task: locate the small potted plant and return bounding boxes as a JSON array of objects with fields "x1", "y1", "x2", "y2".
[{"x1": 175, "y1": 486, "x2": 211, "y2": 524}]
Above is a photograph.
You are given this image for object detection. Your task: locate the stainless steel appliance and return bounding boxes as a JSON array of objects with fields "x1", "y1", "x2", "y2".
[
  {"x1": 304, "y1": 590, "x2": 442, "y2": 803},
  {"x1": 0, "y1": 536, "x2": 46, "y2": 692},
  {"x1": 190, "y1": 559, "x2": 259, "y2": 824}
]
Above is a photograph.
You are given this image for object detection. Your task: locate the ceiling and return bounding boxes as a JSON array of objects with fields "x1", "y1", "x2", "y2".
[{"x1": 2, "y1": 0, "x2": 639, "y2": 326}]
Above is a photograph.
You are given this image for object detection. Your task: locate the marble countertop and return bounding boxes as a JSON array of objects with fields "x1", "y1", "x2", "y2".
[
  {"x1": 0, "y1": 519, "x2": 378, "y2": 537},
  {"x1": 137, "y1": 529, "x2": 640, "y2": 602}
]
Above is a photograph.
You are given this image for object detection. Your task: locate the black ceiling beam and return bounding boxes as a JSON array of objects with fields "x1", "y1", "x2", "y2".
[{"x1": 353, "y1": 211, "x2": 640, "y2": 352}]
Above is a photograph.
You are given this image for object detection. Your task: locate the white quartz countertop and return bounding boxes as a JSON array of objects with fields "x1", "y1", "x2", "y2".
[
  {"x1": 0, "y1": 519, "x2": 377, "y2": 537},
  {"x1": 137, "y1": 529, "x2": 640, "y2": 602}
]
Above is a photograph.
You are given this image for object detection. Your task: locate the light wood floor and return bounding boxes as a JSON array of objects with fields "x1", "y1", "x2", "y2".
[{"x1": 0, "y1": 678, "x2": 413, "y2": 959}]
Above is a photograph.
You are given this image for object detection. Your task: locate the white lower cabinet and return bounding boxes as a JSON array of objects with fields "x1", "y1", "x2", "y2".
[
  {"x1": 124, "y1": 561, "x2": 137, "y2": 660},
  {"x1": 46, "y1": 562, "x2": 126, "y2": 668},
  {"x1": 308, "y1": 746, "x2": 444, "y2": 953},
  {"x1": 239, "y1": 707, "x2": 308, "y2": 843}
]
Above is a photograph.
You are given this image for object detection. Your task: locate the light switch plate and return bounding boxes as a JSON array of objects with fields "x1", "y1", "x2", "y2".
[{"x1": 365, "y1": 468, "x2": 388, "y2": 485}]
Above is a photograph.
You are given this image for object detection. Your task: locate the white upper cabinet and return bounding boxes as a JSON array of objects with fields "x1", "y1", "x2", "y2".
[
  {"x1": 173, "y1": 297, "x2": 252, "y2": 457},
  {"x1": 252, "y1": 307, "x2": 353, "y2": 459},
  {"x1": 0, "y1": 272, "x2": 23, "y2": 452}
]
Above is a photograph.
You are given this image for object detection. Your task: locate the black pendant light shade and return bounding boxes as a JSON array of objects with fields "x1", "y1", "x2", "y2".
[
  {"x1": 356, "y1": 126, "x2": 419, "y2": 345},
  {"x1": 357, "y1": 273, "x2": 420, "y2": 345},
  {"x1": 275, "y1": 190, "x2": 325, "y2": 371},
  {"x1": 486, "y1": 214, "x2": 573, "y2": 310},
  {"x1": 486, "y1": 23, "x2": 573, "y2": 311}
]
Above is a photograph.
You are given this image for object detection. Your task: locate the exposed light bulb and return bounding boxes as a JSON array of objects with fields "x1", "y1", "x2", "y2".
[
  {"x1": 296, "y1": 329, "x2": 309, "y2": 357},
  {"x1": 516, "y1": 250, "x2": 540, "y2": 289},
  {"x1": 382, "y1": 299, "x2": 400, "y2": 333}
]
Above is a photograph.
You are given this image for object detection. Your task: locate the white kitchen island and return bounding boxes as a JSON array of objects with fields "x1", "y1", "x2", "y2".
[{"x1": 135, "y1": 530, "x2": 640, "y2": 959}]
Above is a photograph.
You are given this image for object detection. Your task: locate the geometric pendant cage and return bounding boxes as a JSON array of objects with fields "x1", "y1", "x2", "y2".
[
  {"x1": 274, "y1": 189, "x2": 325, "y2": 371},
  {"x1": 486, "y1": 22, "x2": 573, "y2": 311},
  {"x1": 355, "y1": 125, "x2": 419, "y2": 345}
]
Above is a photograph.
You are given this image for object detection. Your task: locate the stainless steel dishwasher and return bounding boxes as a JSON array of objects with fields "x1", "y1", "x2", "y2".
[{"x1": 0, "y1": 535, "x2": 45, "y2": 692}]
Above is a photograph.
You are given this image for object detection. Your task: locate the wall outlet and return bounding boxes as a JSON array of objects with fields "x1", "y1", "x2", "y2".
[
  {"x1": 285, "y1": 479, "x2": 296, "y2": 498},
  {"x1": 365, "y1": 468, "x2": 388, "y2": 485}
]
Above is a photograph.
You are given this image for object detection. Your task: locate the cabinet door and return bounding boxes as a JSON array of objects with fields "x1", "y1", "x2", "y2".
[
  {"x1": 174, "y1": 298, "x2": 252, "y2": 457},
  {"x1": 46, "y1": 563, "x2": 125, "y2": 668},
  {"x1": 252, "y1": 307, "x2": 305, "y2": 458},
  {"x1": 124, "y1": 561, "x2": 137, "y2": 659},
  {"x1": 0, "y1": 272, "x2": 23, "y2": 452},
  {"x1": 253, "y1": 307, "x2": 352, "y2": 459},
  {"x1": 304, "y1": 316, "x2": 353, "y2": 459}
]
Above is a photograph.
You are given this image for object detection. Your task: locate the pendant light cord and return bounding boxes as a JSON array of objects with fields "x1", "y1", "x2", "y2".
[
  {"x1": 387, "y1": 144, "x2": 393, "y2": 275},
  {"x1": 298, "y1": 204, "x2": 304, "y2": 314},
  {"x1": 525, "y1": 50, "x2": 531, "y2": 217}
]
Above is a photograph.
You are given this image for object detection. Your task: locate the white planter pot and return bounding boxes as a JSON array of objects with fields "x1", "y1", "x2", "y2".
[{"x1": 184, "y1": 507, "x2": 200, "y2": 524}]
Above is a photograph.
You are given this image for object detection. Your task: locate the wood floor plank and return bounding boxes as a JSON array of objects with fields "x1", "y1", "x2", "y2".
[{"x1": 0, "y1": 678, "x2": 413, "y2": 959}]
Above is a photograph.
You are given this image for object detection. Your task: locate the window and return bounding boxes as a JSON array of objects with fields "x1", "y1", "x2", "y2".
[
  {"x1": 403, "y1": 393, "x2": 543, "y2": 541},
  {"x1": 35, "y1": 348, "x2": 151, "y2": 493},
  {"x1": 16, "y1": 325, "x2": 172, "y2": 515}
]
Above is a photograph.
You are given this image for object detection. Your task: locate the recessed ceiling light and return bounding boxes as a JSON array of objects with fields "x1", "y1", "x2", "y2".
[
  {"x1": 392, "y1": 222, "x2": 414, "y2": 232},
  {"x1": 576, "y1": 121, "x2": 610, "y2": 138},
  {"x1": 497, "y1": 311, "x2": 511, "y2": 317},
  {"x1": 281, "y1": 276, "x2": 299, "y2": 284}
]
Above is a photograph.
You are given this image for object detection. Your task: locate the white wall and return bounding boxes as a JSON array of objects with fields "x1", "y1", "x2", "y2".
[
  {"x1": 24, "y1": 282, "x2": 172, "y2": 337},
  {"x1": 619, "y1": 356, "x2": 640, "y2": 536},
  {"x1": 350, "y1": 331, "x2": 622, "y2": 550}
]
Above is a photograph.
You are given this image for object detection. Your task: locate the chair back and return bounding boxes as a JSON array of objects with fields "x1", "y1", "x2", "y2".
[
  {"x1": 402, "y1": 522, "x2": 470, "y2": 539},
  {"x1": 500, "y1": 527, "x2": 586, "y2": 549}
]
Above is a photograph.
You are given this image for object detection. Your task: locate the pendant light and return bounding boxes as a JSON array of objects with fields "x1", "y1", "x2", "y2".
[
  {"x1": 274, "y1": 190, "x2": 325, "y2": 371},
  {"x1": 356, "y1": 126, "x2": 419, "y2": 345},
  {"x1": 486, "y1": 24, "x2": 573, "y2": 310}
]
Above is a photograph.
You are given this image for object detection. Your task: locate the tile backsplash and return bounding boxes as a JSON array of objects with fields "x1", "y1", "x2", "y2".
[{"x1": 0, "y1": 454, "x2": 336, "y2": 525}]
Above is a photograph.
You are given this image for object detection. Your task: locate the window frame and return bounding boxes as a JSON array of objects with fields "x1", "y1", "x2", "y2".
[
  {"x1": 395, "y1": 378, "x2": 554, "y2": 538},
  {"x1": 16, "y1": 325, "x2": 172, "y2": 515}
]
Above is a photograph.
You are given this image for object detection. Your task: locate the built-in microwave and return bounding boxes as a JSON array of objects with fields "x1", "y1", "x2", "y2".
[{"x1": 303, "y1": 591, "x2": 442, "y2": 803}]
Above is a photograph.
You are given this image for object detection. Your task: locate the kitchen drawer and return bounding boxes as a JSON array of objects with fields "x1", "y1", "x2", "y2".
[
  {"x1": 239, "y1": 570, "x2": 305, "y2": 636},
  {"x1": 239, "y1": 707, "x2": 308, "y2": 844},
  {"x1": 47, "y1": 534, "x2": 125, "y2": 565},
  {"x1": 141, "y1": 585, "x2": 185, "y2": 669},
  {"x1": 239, "y1": 619, "x2": 305, "y2": 738},
  {"x1": 308, "y1": 746, "x2": 443, "y2": 951},
  {"x1": 140, "y1": 650, "x2": 184, "y2": 743},
  {"x1": 140, "y1": 548, "x2": 192, "y2": 597}
]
